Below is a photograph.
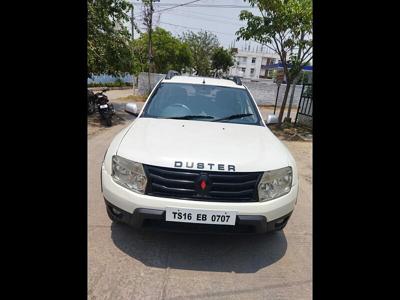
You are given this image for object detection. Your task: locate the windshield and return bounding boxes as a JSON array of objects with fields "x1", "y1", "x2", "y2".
[{"x1": 142, "y1": 83, "x2": 262, "y2": 125}]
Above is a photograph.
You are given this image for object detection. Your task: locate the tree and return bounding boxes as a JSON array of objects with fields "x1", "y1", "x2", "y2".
[
  {"x1": 211, "y1": 47, "x2": 234, "y2": 76},
  {"x1": 88, "y1": 0, "x2": 133, "y2": 77},
  {"x1": 237, "y1": 0, "x2": 312, "y2": 125},
  {"x1": 131, "y1": 27, "x2": 193, "y2": 74},
  {"x1": 181, "y1": 31, "x2": 220, "y2": 76}
]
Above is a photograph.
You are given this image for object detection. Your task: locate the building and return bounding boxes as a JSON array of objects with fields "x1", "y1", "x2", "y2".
[{"x1": 229, "y1": 49, "x2": 280, "y2": 80}]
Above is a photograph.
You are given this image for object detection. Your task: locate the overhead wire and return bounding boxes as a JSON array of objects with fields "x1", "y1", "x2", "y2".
[
  {"x1": 158, "y1": 21, "x2": 236, "y2": 36},
  {"x1": 156, "y1": 0, "x2": 204, "y2": 13},
  {"x1": 160, "y1": 10, "x2": 244, "y2": 26},
  {"x1": 130, "y1": 1, "x2": 269, "y2": 49}
]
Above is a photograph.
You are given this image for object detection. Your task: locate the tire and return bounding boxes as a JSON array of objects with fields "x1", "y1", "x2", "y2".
[
  {"x1": 88, "y1": 102, "x2": 96, "y2": 115},
  {"x1": 88, "y1": 90, "x2": 96, "y2": 114},
  {"x1": 108, "y1": 103, "x2": 115, "y2": 113},
  {"x1": 106, "y1": 117, "x2": 112, "y2": 127}
]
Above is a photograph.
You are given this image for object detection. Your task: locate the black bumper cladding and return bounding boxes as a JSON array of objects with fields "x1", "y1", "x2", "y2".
[{"x1": 105, "y1": 199, "x2": 292, "y2": 234}]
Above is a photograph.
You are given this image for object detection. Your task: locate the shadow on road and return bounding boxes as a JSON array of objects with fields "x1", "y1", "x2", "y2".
[{"x1": 110, "y1": 222, "x2": 287, "y2": 273}]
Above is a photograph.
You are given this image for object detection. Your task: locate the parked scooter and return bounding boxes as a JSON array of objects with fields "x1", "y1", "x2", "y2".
[
  {"x1": 88, "y1": 88, "x2": 115, "y2": 126},
  {"x1": 96, "y1": 88, "x2": 115, "y2": 127}
]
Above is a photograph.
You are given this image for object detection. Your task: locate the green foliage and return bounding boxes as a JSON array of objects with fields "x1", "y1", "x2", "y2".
[
  {"x1": 237, "y1": 0, "x2": 312, "y2": 81},
  {"x1": 88, "y1": 0, "x2": 133, "y2": 76},
  {"x1": 298, "y1": 71, "x2": 311, "y2": 84},
  {"x1": 132, "y1": 27, "x2": 193, "y2": 75},
  {"x1": 211, "y1": 47, "x2": 234, "y2": 74},
  {"x1": 236, "y1": 0, "x2": 312, "y2": 124},
  {"x1": 303, "y1": 85, "x2": 312, "y2": 97},
  {"x1": 181, "y1": 31, "x2": 220, "y2": 76}
]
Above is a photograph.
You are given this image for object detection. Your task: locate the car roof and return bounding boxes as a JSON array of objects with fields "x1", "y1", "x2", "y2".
[{"x1": 162, "y1": 75, "x2": 246, "y2": 89}]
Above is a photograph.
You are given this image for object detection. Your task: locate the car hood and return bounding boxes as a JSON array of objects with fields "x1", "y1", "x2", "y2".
[{"x1": 117, "y1": 118, "x2": 292, "y2": 172}]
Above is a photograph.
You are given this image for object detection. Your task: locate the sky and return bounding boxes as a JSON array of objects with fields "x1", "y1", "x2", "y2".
[{"x1": 129, "y1": 0, "x2": 273, "y2": 53}]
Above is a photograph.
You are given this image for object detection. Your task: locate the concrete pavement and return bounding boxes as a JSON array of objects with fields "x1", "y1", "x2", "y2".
[{"x1": 88, "y1": 120, "x2": 312, "y2": 300}]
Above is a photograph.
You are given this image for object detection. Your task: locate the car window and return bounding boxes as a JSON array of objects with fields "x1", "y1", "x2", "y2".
[{"x1": 142, "y1": 83, "x2": 262, "y2": 125}]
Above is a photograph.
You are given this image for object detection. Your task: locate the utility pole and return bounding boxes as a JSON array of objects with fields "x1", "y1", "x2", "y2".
[
  {"x1": 141, "y1": 0, "x2": 159, "y2": 94},
  {"x1": 148, "y1": 0, "x2": 153, "y2": 94},
  {"x1": 131, "y1": 2, "x2": 135, "y2": 41},
  {"x1": 131, "y1": 3, "x2": 135, "y2": 90}
]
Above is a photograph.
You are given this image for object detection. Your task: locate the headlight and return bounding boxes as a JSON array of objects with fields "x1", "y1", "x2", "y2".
[
  {"x1": 111, "y1": 155, "x2": 147, "y2": 194},
  {"x1": 258, "y1": 167, "x2": 292, "y2": 202}
]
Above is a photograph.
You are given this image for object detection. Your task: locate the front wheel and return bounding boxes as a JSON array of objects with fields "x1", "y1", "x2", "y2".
[
  {"x1": 88, "y1": 101, "x2": 96, "y2": 115},
  {"x1": 106, "y1": 117, "x2": 112, "y2": 127}
]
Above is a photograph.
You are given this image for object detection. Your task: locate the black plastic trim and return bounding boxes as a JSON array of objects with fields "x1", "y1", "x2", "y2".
[
  {"x1": 104, "y1": 199, "x2": 292, "y2": 234},
  {"x1": 143, "y1": 165, "x2": 262, "y2": 203}
]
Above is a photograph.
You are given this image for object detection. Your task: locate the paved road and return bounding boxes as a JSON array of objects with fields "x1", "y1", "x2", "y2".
[{"x1": 88, "y1": 121, "x2": 312, "y2": 300}]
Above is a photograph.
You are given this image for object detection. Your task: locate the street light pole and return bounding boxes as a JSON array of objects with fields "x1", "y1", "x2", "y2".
[
  {"x1": 131, "y1": 3, "x2": 135, "y2": 90},
  {"x1": 131, "y1": 3, "x2": 134, "y2": 40},
  {"x1": 147, "y1": 0, "x2": 154, "y2": 95}
]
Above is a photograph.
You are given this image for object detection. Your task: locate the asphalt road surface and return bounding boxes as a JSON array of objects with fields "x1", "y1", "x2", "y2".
[{"x1": 88, "y1": 120, "x2": 312, "y2": 300}]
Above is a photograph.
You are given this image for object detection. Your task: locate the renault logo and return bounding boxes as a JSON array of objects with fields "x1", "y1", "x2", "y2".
[
  {"x1": 200, "y1": 179, "x2": 207, "y2": 190},
  {"x1": 195, "y1": 174, "x2": 210, "y2": 194}
]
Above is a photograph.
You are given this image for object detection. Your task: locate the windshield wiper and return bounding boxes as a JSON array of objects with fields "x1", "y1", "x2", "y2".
[
  {"x1": 212, "y1": 113, "x2": 253, "y2": 122},
  {"x1": 166, "y1": 115, "x2": 215, "y2": 120}
]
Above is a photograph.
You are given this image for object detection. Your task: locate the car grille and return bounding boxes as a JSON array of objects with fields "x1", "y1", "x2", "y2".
[{"x1": 143, "y1": 165, "x2": 262, "y2": 202}]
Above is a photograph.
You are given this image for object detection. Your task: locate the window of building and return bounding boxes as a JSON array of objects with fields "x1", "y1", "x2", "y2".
[
  {"x1": 250, "y1": 68, "x2": 255, "y2": 76},
  {"x1": 242, "y1": 57, "x2": 247, "y2": 63},
  {"x1": 252, "y1": 57, "x2": 256, "y2": 63},
  {"x1": 241, "y1": 67, "x2": 246, "y2": 72}
]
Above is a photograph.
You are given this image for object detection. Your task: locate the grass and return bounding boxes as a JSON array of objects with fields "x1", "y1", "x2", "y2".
[{"x1": 269, "y1": 122, "x2": 312, "y2": 141}]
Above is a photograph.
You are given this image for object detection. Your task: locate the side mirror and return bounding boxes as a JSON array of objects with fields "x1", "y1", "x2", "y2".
[
  {"x1": 265, "y1": 113, "x2": 279, "y2": 125},
  {"x1": 125, "y1": 102, "x2": 138, "y2": 116}
]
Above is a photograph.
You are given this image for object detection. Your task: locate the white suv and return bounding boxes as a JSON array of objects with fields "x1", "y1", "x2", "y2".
[{"x1": 101, "y1": 74, "x2": 298, "y2": 234}]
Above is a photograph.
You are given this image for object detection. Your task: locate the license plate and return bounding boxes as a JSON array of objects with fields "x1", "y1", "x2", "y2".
[
  {"x1": 165, "y1": 207, "x2": 236, "y2": 226},
  {"x1": 99, "y1": 104, "x2": 108, "y2": 109}
]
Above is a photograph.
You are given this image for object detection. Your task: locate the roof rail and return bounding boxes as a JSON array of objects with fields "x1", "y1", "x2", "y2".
[
  {"x1": 165, "y1": 70, "x2": 180, "y2": 79},
  {"x1": 227, "y1": 75, "x2": 242, "y2": 86}
]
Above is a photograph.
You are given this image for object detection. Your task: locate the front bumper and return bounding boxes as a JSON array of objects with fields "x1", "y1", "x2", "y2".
[
  {"x1": 102, "y1": 166, "x2": 297, "y2": 233},
  {"x1": 105, "y1": 199, "x2": 292, "y2": 234}
]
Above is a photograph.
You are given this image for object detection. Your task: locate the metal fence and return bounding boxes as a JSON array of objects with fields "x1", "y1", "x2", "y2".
[{"x1": 295, "y1": 83, "x2": 313, "y2": 129}]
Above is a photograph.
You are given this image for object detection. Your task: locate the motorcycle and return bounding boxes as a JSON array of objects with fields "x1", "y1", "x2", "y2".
[
  {"x1": 87, "y1": 89, "x2": 96, "y2": 115},
  {"x1": 90, "y1": 88, "x2": 115, "y2": 127}
]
